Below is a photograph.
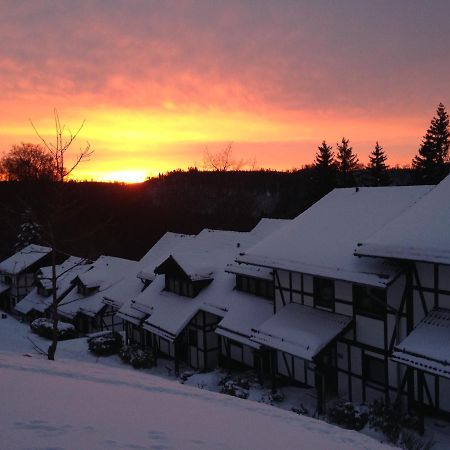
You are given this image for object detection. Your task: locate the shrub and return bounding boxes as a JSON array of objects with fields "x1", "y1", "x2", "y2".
[
  {"x1": 88, "y1": 331, "x2": 123, "y2": 356},
  {"x1": 119, "y1": 344, "x2": 155, "y2": 368},
  {"x1": 327, "y1": 401, "x2": 368, "y2": 430},
  {"x1": 30, "y1": 318, "x2": 76, "y2": 340},
  {"x1": 291, "y1": 404, "x2": 309, "y2": 416},
  {"x1": 369, "y1": 400, "x2": 420, "y2": 443}
]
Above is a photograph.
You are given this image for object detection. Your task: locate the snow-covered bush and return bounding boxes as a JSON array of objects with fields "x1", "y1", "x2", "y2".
[
  {"x1": 268, "y1": 390, "x2": 285, "y2": 403},
  {"x1": 88, "y1": 331, "x2": 123, "y2": 356},
  {"x1": 219, "y1": 372, "x2": 260, "y2": 399},
  {"x1": 369, "y1": 400, "x2": 419, "y2": 444},
  {"x1": 291, "y1": 404, "x2": 309, "y2": 416},
  {"x1": 220, "y1": 379, "x2": 249, "y2": 399},
  {"x1": 398, "y1": 430, "x2": 434, "y2": 450},
  {"x1": 30, "y1": 318, "x2": 76, "y2": 340},
  {"x1": 327, "y1": 401, "x2": 368, "y2": 430},
  {"x1": 119, "y1": 344, "x2": 155, "y2": 368}
]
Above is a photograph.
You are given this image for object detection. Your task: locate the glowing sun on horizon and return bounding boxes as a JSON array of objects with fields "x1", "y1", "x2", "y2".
[{"x1": 96, "y1": 169, "x2": 149, "y2": 184}]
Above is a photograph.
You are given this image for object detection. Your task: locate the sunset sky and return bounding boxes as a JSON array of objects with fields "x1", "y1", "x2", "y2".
[{"x1": 1, "y1": 0, "x2": 450, "y2": 182}]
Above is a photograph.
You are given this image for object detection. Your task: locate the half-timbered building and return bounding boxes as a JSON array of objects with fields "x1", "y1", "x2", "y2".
[
  {"x1": 355, "y1": 174, "x2": 450, "y2": 425},
  {"x1": 0, "y1": 244, "x2": 52, "y2": 312},
  {"x1": 117, "y1": 219, "x2": 288, "y2": 372},
  {"x1": 58, "y1": 255, "x2": 138, "y2": 334},
  {"x1": 15, "y1": 256, "x2": 89, "y2": 322},
  {"x1": 236, "y1": 185, "x2": 433, "y2": 413},
  {"x1": 104, "y1": 232, "x2": 193, "y2": 342}
]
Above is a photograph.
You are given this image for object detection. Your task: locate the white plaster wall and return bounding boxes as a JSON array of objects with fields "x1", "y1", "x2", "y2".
[
  {"x1": 303, "y1": 274, "x2": 313, "y2": 293},
  {"x1": 335, "y1": 280, "x2": 352, "y2": 301},
  {"x1": 387, "y1": 276, "x2": 405, "y2": 310},
  {"x1": 277, "y1": 270, "x2": 290, "y2": 288},
  {"x1": 292, "y1": 272, "x2": 302, "y2": 291},
  {"x1": 355, "y1": 316, "x2": 385, "y2": 349},
  {"x1": 415, "y1": 262, "x2": 434, "y2": 289},
  {"x1": 335, "y1": 302, "x2": 352, "y2": 317}
]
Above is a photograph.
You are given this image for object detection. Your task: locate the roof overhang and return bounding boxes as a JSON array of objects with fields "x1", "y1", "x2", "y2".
[
  {"x1": 391, "y1": 308, "x2": 450, "y2": 379},
  {"x1": 250, "y1": 303, "x2": 353, "y2": 361}
]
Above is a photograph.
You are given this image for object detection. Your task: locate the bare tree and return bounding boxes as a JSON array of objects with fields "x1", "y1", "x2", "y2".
[
  {"x1": 203, "y1": 143, "x2": 255, "y2": 171},
  {"x1": 31, "y1": 109, "x2": 93, "y2": 182},
  {"x1": 28, "y1": 110, "x2": 94, "y2": 360}
]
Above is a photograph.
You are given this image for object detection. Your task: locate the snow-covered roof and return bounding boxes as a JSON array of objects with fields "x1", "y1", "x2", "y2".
[
  {"x1": 119, "y1": 218, "x2": 288, "y2": 340},
  {"x1": 356, "y1": 177, "x2": 450, "y2": 264},
  {"x1": 0, "y1": 244, "x2": 52, "y2": 275},
  {"x1": 15, "y1": 256, "x2": 89, "y2": 315},
  {"x1": 238, "y1": 187, "x2": 432, "y2": 287},
  {"x1": 58, "y1": 255, "x2": 138, "y2": 319},
  {"x1": 392, "y1": 308, "x2": 450, "y2": 379},
  {"x1": 251, "y1": 303, "x2": 352, "y2": 361},
  {"x1": 216, "y1": 296, "x2": 273, "y2": 349},
  {"x1": 137, "y1": 233, "x2": 195, "y2": 281},
  {"x1": 103, "y1": 233, "x2": 194, "y2": 310},
  {"x1": 225, "y1": 262, "x2": 273, "y2": 281}
]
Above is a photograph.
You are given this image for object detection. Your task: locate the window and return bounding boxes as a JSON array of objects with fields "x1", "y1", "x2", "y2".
[
  {"x1": 354, "y1": 285, "x2": 386, "y2": 319},
  {"x1": 363, "y1": 354, "x2": 386, "y2": 385},
  {"x1": 188, "y1": 328, "x2": 198, "y2": 347},
  {"x1": 235, "y1": 275, "x2": 274, "y2": 300},
  {"x1": 3, "y1": 275, "x2": 12, "y2": 285},
  {"x1": 314, "y1": 277, "x2": 334, "y2": 308},
  {"x1": 166, "y1": 276, "x2": 195, "y2": 298}
]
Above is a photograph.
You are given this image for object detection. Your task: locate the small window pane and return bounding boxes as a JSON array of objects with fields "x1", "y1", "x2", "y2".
[
  {"x1": 354, "y1": 285, "x2": 386, "y2": 318},
  {"x1": 364, "y1": 354, "x2": 386, "y2": 385},
  {"x1": 314, "y1": 277, "x2": 334, "y2": 308}
]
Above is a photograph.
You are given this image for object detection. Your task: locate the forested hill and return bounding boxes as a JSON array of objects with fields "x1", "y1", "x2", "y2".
[{"x1": 0, "y1": 167, "x2": 416, "y2": 261}]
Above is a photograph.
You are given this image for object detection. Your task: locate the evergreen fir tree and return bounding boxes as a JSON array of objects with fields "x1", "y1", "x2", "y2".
[
  {"x1": 368, "y1": 142, "x2": 389, "y2": 186},
  {"x1": 336, "y1": 137, "x2": 359, "y2": 186},
  {"x1": 314, "y1": 141, "x2": 335, "y2": 169},
  {"x1": 412, "y1": 102, "x2": 450, "y2": 184},
  {"x1": 14, "y1": 208, "x2": 42, "y2": 252},
  {"x1": 313, "y1": 140, "x2": 337, "y2": 195}
]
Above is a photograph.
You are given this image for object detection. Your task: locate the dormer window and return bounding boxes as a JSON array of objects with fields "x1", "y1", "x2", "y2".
[
  {"x1": 166, "y1": 276, "x2": 195, "y2": 297},
  {"x1": 236, "y1": 275, "x2": 274, "y2": 300}
]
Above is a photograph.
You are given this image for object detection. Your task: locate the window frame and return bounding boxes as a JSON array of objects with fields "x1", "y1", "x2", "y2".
[
  {"x1": 363, "y1": 353, "x2": 386, "y2": 386},
  {"x1": 313, "y1": 277, "x2": 335, "y2": 309},
  {"x1": 353, "y1": 284, "x2": 386, "y2": 319}
]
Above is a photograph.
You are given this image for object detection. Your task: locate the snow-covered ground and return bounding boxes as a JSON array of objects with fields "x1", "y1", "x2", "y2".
[{"x1": 1, "y1": 314, "x2": 448, "y2": 449}]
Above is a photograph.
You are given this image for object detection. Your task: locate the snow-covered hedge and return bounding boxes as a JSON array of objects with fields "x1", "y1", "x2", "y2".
[
  {"x1": 119, "y1": 344, "x2": 155, "y2": 369},
  {"x1": 87, "y1": 331, "x2": 123, "y2": 356},
  {"x1": 327, "y1": 401, "x2": 368, "y2": 430},
  {"x1": 30, "y1": 318, "x2": 76, "y2": 340}
]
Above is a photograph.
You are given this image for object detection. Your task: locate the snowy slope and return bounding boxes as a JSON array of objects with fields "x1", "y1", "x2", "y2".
[{"x1": 0, "y1": 353, "x2": 392, "y2": 450}]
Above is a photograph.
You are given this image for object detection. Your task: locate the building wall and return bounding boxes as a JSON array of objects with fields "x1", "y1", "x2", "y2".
[
  {"x1": 273, "y1": 268, "x2": 410, "y2": 406},
  {"x1": 409, "y1": 262, "x2": 450, "y2": 413}
]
